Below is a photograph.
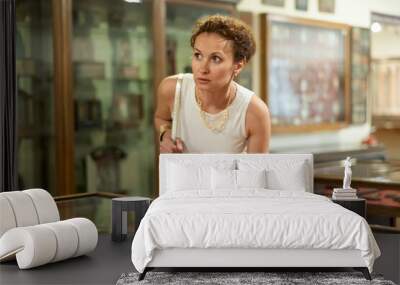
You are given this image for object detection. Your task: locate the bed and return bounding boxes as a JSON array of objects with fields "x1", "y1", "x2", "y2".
[{"x1": 131, "y1": 154, "x2": 380, "y2": 280}]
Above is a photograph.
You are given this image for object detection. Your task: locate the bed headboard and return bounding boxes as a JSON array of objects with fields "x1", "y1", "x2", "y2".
[{"x1": 159, "y1": 154, "x2": 313, "y2": 196}]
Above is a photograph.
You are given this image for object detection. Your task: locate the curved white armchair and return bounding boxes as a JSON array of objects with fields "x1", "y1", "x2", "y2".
[{"x1": 0, "y1": 189, "x2": 98, "y2": 269}]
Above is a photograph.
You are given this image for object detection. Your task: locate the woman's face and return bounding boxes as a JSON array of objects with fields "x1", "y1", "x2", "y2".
[{"x1": 192, "y1": 32, "x2": 242, "y2": 92}]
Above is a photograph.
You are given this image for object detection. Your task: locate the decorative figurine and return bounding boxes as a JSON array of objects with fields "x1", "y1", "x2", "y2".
[
  {"x1": 332, "y1": 157, "x2": 357, "y2": 199},
  {"x1": 343, "y1": 156, "x2": 352, "y2": 189}
]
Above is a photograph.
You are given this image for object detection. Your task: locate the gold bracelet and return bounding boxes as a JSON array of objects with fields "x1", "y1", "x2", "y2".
[{"x1": 159, "y1": 124, "x2": 171, "y2": 142}]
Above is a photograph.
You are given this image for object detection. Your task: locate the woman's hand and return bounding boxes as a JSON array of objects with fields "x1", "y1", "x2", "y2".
[{"x1": 159, "y1": 130, "x2": 184, "y2": 153}]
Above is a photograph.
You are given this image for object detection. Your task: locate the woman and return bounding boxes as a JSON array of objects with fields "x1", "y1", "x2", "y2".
[{"x1": 155, "y1": 15, "x2": 271, "y2": 153}]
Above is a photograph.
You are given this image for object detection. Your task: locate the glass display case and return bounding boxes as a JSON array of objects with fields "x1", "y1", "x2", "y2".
[
  {"x1": 261, "y1": 14, "x2": 351, "y2": 132},
  {"x1": 370, "y1": 13, "x2": 400, "y2": 129},
  {"x1": 15, "y1": 0, "x2": 56, "y2": 194},
  {"x1": 71, "y1": 0, "x2": 155, "y2": 197},
  {"x1": 371, "y1": 59, "x2": 400, "y2": 118},
  {"x1": 14, "y1": 0, "x2": 242, "y2": 197}
]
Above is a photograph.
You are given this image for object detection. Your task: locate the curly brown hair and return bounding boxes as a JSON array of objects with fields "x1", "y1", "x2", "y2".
[{"x1": 190, "y1": 14, "x2": 256, "y2": 63}]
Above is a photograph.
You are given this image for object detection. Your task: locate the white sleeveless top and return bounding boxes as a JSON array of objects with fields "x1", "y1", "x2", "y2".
[{"x1": 174, "y1": 73, "x2": 253, "y2": 153}]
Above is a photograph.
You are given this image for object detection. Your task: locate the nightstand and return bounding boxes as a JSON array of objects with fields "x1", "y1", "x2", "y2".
[
  {"x1": 332, "y1": 198, "x2": 366, "y2": 218},
  {"x1": 111, "y1": 197, "x2": 151, "y2": 242}
]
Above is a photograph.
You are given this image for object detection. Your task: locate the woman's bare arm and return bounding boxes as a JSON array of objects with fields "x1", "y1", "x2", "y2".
[
  {"x1": 245, "y1": 96, "x2": 271, "y2": 153},
  {"x1": 154, "y1": 76, "x2": 176, "y2": 131},
  {"x1": 154, "y1": 75, "x2": 184, "y2": 153}
]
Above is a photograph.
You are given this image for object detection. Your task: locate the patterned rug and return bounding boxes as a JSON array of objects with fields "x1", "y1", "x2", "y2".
[{"x1": 116, "y1": 271, "x2": 395, "y2": 285}]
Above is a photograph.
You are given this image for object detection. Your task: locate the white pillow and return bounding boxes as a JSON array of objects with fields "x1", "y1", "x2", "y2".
[
  {"x1": 238, "y1": 159, "x2": 308, "y2": 191},
  {"x1": 212, "y1": 168, "x2": 237, "y2": 190},
  {"x1": 266, "y1": 164, "x2": 306, "y2": 191},
  {"x1": 167, "y1": 162, "x2": 212, "y2": 191},
  {"x1": 237, "y1": 169, "x2": 268, "y2": 189},
  {"x1": 166, "y1": 158, "x2": 236, "y2": 170}
]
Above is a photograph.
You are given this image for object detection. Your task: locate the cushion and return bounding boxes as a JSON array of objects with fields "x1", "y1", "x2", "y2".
[
  {"x1": 66, "y1": 218, "x2": 98, "y2": 257},
  {"x1": 266, "y1": 164, "x2": 307, "y2": 191},
  {"x1": 0, "y1": 189, "x2": 60, "y2": 234},
  {"x1": 0, "y1": 225, "x2": 57, "y2": 269},
  {"x1": 167, "y1": 162, "x2": 212, "y2": 191},
  {"x1": 165, "y1": 158, "x2": 236, "y2": 170},
  {"x1": 212, "y1": 169, "x2": 268, "y2": 190},
  {"x1": 237, "y1": 169, "x2": 268, "y2": 189},
  {"x1": 0, "y1": 196, "x2": 17, "y2": 237},
  {"x1": 23, "y1": 189, "x2": 60, "y2": 224},
  {"x1": 0, "y1": 190, "x2": 98, "y2": 270},
  {"x1": 0, "y1": 218, "x2": 98, "y2": 269},
  {"x1": 42, "y1": 221, "x2": 79, "y2": 262},
  {"x1": 238, "y1": 159, "x2": 308, "y2": 191},
  {"x1": 161, "y1": 156, "x2": 237, "y2": 194},
  {"x1": 212, "y1": 168, "x2": 237, "y2": 190},
  {"x1": 1, "y1": 191, "x2": 39, "y2": 227}
]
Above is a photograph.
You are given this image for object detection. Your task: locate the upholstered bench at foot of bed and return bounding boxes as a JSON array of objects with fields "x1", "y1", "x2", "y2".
[{"x1": 0, "y1": 218, "x2": 98, "y2": 269}]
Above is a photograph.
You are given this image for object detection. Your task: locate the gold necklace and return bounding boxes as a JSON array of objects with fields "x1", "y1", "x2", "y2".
[{"x1": 195, "y1": 85, "x2": 236, "y2": 133}]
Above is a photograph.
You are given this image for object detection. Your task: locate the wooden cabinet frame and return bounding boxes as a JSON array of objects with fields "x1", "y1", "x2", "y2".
[{"x1": 53, "y1": 0, "x2": 75, "y2": 196}]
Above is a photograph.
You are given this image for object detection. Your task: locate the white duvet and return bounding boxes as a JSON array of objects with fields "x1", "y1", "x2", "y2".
[{"x1": 131, "y1": 190, "x2": 380, "y2": 273}]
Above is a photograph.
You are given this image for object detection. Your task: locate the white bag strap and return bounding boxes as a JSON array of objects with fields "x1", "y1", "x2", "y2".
[{"x1": 171, "y1": 73, "x2": 184, "y2": 141}]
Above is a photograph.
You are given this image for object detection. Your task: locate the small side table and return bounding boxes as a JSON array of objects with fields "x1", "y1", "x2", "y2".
[
  {"x1": 112, "y1": 197, "x2": 151, "y2": 242},
  {"x1": 332, "y1": 198, "x2": 366, "y2": 218}
]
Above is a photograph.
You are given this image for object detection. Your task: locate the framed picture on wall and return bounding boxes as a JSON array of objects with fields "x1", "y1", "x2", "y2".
[
  {"x1": 295, "y1": 0, "x2": 308, "y2": 12},
  {"x1": 318, "y1": 0, "x2": 335, "y2": 13},
  {"x1": 262, "y1": 0, "x2": 285, "y2": 8},
  {"x1": 260, "y1": 14, "x2": 351, "y2": 132}
]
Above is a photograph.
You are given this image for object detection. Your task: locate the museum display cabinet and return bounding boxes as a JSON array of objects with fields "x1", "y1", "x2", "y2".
[
  {"x1": 260, "y1": 14, "x2": 352, "y2": 133},
  {"x1": 370, "y1": 12, "x2": 400, "y2": 129},
  {"x1": 70, "y1": 0, "x2": 155, "y2": 196},
  {"x1": 16, "y1": 0, "x2": 56, "y2": 195},
  {"x1": 371, "y1": 58, "x2": 400, "y2": 128},
  {"x1": 15, "y1": 0, "x2": 240, "y2": 197}
]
